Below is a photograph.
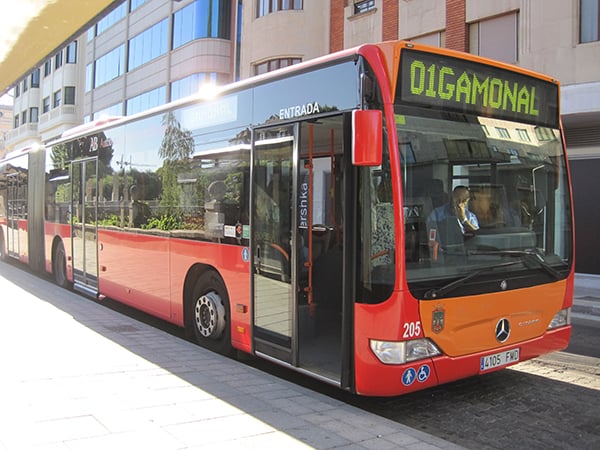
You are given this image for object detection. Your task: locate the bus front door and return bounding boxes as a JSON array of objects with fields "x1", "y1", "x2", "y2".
[
  {"x1": 71, "y1": 158, "x2": 99, "y2": 296},
  {"x1": 252, "y1": 125, "x2": 297, "y2": 364},
  {"x1": 252, "y1": 118, "x2": 345, "y2": 386}
]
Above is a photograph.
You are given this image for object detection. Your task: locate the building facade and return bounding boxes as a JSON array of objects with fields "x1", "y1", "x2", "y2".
[
  {"x1": 0, "y1": 103, "x2": 13, "y2": 158},
  {"x1": 5, "y1": 0, "x2": 600, "y2": 273}
]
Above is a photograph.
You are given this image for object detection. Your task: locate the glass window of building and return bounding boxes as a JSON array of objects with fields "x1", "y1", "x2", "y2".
[
  {"x1": 53, "y1": 90, "x2": 61, "y2": 108},
  {"x1": 29, "y1": 107, "x2": 39, "y2": 123},
  {"x1": 170, "y1": 73, "x2": 217, "y2": 101},
  {"x1": 94, "y1": 45, "x2": 126, "y2": 88},
  {"x1": 254, "y1": 57, "x2": 301, "y2": 75},
  {"x1": 42, "y1": 97, "x2": 50, "y2": 113},
  {"x1": 31, "y1": 69, "x2": 40, "y2": 88},
  {"x1": 64, "y1": 87, "x2": 76, "y2": 105},
  {"x1": 130, "y1": 0, "x2": 147, "y2": 11},
  {"x1": 21, "y1": 111, "x2": 27, "y2": 125},
  {"x1": 44, "y1": 60, "x2": 52, "y2": 77},
  {"x1": 172, "y1": 0, "x2": 232, "y2": 49},
  {"x1": 257, "y1": 0, "x2": 303, "y2": 17},
  {"x1": 581, "y1": 0, "x2": 600, "y2": 42},
  {"x1": 55, "y1": 50, "x2": 63, "y2": 70},
  {"x1": 96, "y1": 2, "x2": 126, "y2": 35},
  {"x1": 66, "y1": 41, "x2": 78, "y2": 63},
  {"x1": 128, "y1": 19, "x2": 168, "y2": 71},
  {"x1": 126, "y1": 85, "x2": 166, "y2": 115},
  {"x1": 469, "y1": 12, "x2": 518, "y2": 64},
  {"x1": 92, "y1": 102, "x2": 123, "y2": 120},
  {"x1": 354, "y1": 0, "x2": 374, "y2": 14}
]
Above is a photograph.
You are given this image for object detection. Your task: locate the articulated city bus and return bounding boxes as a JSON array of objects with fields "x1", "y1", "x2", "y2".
[{"x1": 0, "y1": 41, "x2": 573, "y2": 396}]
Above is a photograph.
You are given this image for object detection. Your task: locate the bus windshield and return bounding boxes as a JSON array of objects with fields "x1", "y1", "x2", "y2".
[{"x1": 397, "y1": 109, "x2": 573, "y2": 298}]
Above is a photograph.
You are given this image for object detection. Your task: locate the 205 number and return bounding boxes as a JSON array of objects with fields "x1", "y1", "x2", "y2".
[{"x1": 403, "y1": 321, "x2": 422, "y2": 338}]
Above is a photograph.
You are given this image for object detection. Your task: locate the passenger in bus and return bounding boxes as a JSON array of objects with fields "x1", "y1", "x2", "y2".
[{"x1": 426, "y1": 186, "x2": 479, "y2": 260}]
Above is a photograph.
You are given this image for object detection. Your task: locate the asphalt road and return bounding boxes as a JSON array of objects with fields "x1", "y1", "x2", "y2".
[{"x1": 343, "y1": 316, "x2": 600, "y2": 450}]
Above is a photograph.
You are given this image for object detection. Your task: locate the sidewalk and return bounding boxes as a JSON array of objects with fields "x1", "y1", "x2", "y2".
[
  {"x1": 573, "y1": 272, "x2": 600, "y2": 318},
  {"x1": 0, "y1": 261, "x2": 462, "y2": 450}
]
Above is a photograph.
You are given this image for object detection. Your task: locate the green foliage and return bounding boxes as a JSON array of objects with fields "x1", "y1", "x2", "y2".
[
  {"x1": 142, "y1": 214, "x2": 183, "y2": 231},
  {"x1": 98, "y1": 214, "x2": 121, "y2": 227}
]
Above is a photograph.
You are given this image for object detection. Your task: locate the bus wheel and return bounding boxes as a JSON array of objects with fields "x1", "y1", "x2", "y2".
[
  {"x1": 53, "y1": 243, "x2": 69, "y2": 288},
  {"x1": 189, "y1": 271, "x2": 232, "y2": 355}
]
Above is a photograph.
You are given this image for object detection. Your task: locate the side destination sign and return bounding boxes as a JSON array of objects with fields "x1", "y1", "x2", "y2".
[{"x1": 397, "y1": 48, "x2": 559, "y2": 128}]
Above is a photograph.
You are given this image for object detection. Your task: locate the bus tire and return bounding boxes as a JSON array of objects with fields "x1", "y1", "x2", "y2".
[
  {"x1": 53, "y1": 242, "x2": 70, "y2": 289},
  {"x1": 189, "y1": 270, "x2": 233, "y2": 356}
]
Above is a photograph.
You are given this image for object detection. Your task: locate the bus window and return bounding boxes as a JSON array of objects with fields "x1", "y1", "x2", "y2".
[{"x1": 398, "y1": 112, "x2": 572, "y2": 297}]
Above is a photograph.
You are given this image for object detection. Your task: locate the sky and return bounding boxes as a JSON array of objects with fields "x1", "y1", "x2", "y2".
[{"x1": 0, "y1": 92, "x2": 13, "y2": 106}]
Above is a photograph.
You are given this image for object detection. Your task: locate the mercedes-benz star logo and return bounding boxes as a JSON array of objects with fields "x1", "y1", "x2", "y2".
[{"x1": 495, "y1": 318, "x2": 511, "y2": 343}]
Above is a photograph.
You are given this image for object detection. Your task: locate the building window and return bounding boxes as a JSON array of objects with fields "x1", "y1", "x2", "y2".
[
  {"x1": 173, "y1": 0, "x2": 232, "y2": 49},
  {"x1": 31, "y1": 69, "x2": 40, "y2": 88},
  {"x1": 354, "y1": 0, "x2": 375, "y2": 15},
  {"x1": 22, "y1": 77, "x2": 28, "y2": 92},
  {"x1": 516, "y1": 128, "x2": 531, "y2": 142},
  {"x1": 171, "y1": 73, "x2": 218, "y2": 101},
  {"x1": 93, "y1": 102, "x2": 123, "y2": 120},
  {"x1": 53, "y1": 90, "x2": 61, "y2": 108},
  {"x1": 130, "y1": 0, "x2": 147, "y2": 12},
  {"x1": 254, "y1": 57, "x2": 301, "y2": 75},
  {"x1": 126, "y1": 85, "x2": 166, "y2": 115},
  {"x1": 581, "y1": 0, "x2": 600, "y2": 42},
  {"x1": 21, "y1": 111, "x2": 27, "y2": 125},
  {"x1": 469, "y1": 12, "x2": 518, "y2": 64},
  {"x1": 42, "y1": 97, "x2": 50, "y2": 113},
  {"x1": 64, "y1": 86, "x2": 76, "y2": 105},
  {"x1": 96, "y1": 2, "x2": 126, "y2": 35},
  {"x1": 495, "y1": 127, "x2": 511, "y2": 139},
  {"x1": 85, "y1": 63, "x2": 93, "y2": 92},
  {"x1": 94, "y1": 45, "x2": 126, "y2": 88},
  {"x1": 14, "y1": 84, "x2": 20, "y2": 97},
  {"x1": 66, "y1": 41, "x2": 78, "y2": 63},
  {"x1": 44, "y1": 59, "x2": 52, "y2": 77},
  {"x1": 257, "y1": 0, "x2": 303, "y2": 17},
  {"x1": 128, "y1": 19, "x2": 168, "y2": 71},
  {"x1": 55, "y1": 50, "x2": 63, "y2": 70},
  {"x1": 30, "y1": 107, "x2": 39, "y2": 123},
  {"x1": 14, "y1": 115, "x2": 19, "y2": 128}
]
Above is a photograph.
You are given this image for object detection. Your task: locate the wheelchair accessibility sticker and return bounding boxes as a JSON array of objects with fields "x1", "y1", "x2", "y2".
[{"x1": 402, "y1": 364, "x2": 431, "y2": 386}]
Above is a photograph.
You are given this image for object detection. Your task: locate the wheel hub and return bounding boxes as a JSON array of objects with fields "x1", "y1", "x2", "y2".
[{"x1": 194, "y1": 291, "x2": 225, "y2": 339}]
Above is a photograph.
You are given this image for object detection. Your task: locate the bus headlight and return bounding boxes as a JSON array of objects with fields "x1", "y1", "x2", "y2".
[
  {"x1": 370, "y1": 339, "x2": 442, "y2": 365},
  {"x1": 548, "y1": 308, "x2": 571, "y2": 329}
]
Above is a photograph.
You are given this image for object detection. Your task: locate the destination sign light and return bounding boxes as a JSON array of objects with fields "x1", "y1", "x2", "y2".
[{"x1": 396, "y1": 48, "x2": 559, "y2": 128}]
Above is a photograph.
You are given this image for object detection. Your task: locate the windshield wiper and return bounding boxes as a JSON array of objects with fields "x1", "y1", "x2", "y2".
[
  {"x1": 424, "y1": 260, "x2": 523, "y2": 300},
  {"x1": 468, "y1": 249, "x2": 563, "y2": 280}
]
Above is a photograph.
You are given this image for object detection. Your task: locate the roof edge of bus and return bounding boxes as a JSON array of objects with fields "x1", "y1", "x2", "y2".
[
  {"x1": 395, "y1": 40, "x2": 560, "y2": 85},
  {"x1": 0, "y1": 142, "x2": 43, "y2": 161},
  {"x1": 60, "y1": 116, "x2": 125, "y2": 139},
  {"x1": 48, "y1": 45, "x2": 371, "y2": 145}
]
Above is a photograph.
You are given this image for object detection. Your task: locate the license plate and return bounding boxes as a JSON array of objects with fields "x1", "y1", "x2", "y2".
[{"x1": 480, "y1": 349, "x2": 520, "y2": 371}]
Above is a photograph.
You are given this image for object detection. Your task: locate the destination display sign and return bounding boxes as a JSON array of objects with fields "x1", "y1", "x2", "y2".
[{"x1": 396, "y1": 48, "x2": 559, "y2": 128}]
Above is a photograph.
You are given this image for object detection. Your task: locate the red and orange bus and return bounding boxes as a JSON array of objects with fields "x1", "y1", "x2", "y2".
[{"x1": 0, "y1": 41, "x2": 573, "y2": 396}]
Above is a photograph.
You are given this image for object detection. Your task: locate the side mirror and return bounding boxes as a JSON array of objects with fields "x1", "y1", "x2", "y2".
[{"x1": 352, "y1": 110, "x2": 382, "y2": 166}]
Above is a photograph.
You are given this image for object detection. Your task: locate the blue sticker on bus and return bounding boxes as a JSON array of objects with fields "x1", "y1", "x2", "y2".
[
  {"x1": 402, "y1": 367, "x2": 417, "y2": 386},
  {"x1": 417, "y1": 364, "x2": 431, "y2": 383},
  {"x1": 242, "y1": 247, "x2": 250, "y2": 262}
]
